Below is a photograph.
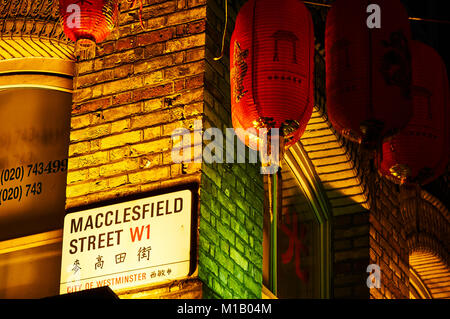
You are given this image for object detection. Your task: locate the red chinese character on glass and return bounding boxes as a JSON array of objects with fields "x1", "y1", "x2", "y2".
[{"x1": 280, "y1": 212, "x2": 309, "y2": 283}]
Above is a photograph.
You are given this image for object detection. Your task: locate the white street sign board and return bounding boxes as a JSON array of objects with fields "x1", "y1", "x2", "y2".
[{"x1": 60, "y1": 189, "x2": 193, "y2": 294}]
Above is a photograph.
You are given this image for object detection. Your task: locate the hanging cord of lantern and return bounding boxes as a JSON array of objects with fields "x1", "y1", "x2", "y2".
[
  {"x1": 214, "y1": 0, "x2": 228, "y2": 61},
  {"x1": 212, "y1": 0, "x2": 450, "y2": 61}
]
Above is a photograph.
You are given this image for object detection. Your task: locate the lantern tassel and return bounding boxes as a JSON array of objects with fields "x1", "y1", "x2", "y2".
[{"x1": 75, "y1": 39, "x2": 96, "y2": 60}]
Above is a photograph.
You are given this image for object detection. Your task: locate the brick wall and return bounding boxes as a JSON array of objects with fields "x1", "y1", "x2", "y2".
[
  {"x1": 327, "y1": 138, "x2": 410, "y2": 298},
  {"x1": 66, "y1": 0, "x2": 264, "y2": 299},
  {"x1": 66, "y1": 0, "x2": 207, "y2": 210},
  {"x1": 332, "y1": 212, "x2": 370, "y2": 298},
  {"x1": 330, "y1": 144, "x2": 410, "y2": 299},
  {"x1": 198, "y1": 0, "x2": 264, "y2": 298},
  {"x1": 366, "y1": 170, "x2": 410, "y2": 299},
  {"x1": 66, "y1": 0, "x2": 208, "y2": 298}
]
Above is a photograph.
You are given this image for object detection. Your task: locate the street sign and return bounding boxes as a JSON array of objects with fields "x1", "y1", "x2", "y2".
[{"x1": 60, "y1": 189, "x2": 193, "y2": 294}]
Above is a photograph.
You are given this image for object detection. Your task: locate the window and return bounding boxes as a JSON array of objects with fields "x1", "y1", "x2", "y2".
[{"x1": 263, "y1": 143, "x2": 331, "y2": 298}]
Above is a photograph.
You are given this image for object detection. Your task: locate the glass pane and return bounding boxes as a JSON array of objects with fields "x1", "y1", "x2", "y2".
[
  {"x1": 263, "y1": 160, "x2": 321, "y2": 298},
  {"x1": 0, "y1": 88, "x2": 71, "y2": 240}
]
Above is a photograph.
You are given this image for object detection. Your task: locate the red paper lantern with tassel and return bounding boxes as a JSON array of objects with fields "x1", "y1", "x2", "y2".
[
  {"x1": 59, "y1": 0, "x2": 118, "y2": 57},
  {"x1": 230, "y1": 0, "x2": 314, "y2": 292},
  {"x1": 325, "y1": 0, "x2": 413, "y2": 146},
  {"x1": 230, "y1": 0, "x2": 314, "y2": 162},
  {"x1": 379, "y1": 40, "x2": 450, "y2": 185}
]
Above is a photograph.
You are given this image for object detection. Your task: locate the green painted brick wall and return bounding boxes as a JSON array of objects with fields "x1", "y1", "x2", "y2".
[
  {"x1": 199, "y1": 162, "x2": 264, "y2": 298},
  {"x1": 197, "y1": 0, "x2": 265, "y2": 298}
]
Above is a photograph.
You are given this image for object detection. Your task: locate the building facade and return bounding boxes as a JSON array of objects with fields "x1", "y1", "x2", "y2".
[{"x1": 0, "y1": 0, "x2": 449, "y2": 299}]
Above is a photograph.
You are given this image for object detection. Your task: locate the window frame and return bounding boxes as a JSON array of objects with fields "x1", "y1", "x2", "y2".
[{"x1": 265, "y1": 142, "x2": 332, "y2": 299}]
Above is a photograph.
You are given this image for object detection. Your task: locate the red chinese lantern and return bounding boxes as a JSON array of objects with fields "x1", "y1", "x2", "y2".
[
  {"x1": 230, "y1": 0, "x2": 314, "y2": 165},
  {"x1": 325, "y1": 0, "x2": 413, "y2": 146},
  {"x1": 230, "y1": 1, "x2": 314, "y2": 291},
  {"x1": 378, "y1": 40, "x2": 450, "y2": 185},
  {"x1": 59, "y1": 0, "x2": 118, "y2": 56}
]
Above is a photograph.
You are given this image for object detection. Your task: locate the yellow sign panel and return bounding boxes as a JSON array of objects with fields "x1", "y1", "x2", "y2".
[{"x1": 59, "y1": 189, "x2": 193, "y2": 294}]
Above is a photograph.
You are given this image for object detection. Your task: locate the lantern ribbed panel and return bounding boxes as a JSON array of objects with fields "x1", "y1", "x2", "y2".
[
  {"x1": 60, "y1": 0, "x2": 118, "y2": 43},
  {"x1": 379, "y1": 41, "x2": 450, "y2": 185},
  {"x1": 230, "y1": 0, "x2": 314, "y2": 150},
  {"x1": 325, "y1": 0, "x2": 413, "y2": 144}
]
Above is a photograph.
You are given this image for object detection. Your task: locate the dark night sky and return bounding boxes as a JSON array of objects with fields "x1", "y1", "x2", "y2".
[
  {"x1": 402, "y1": 0, "x2": 450, "y2": 38},
  {"x1": 401, "y1": 0, "x2": 450, "y2": 207},
  {"x1": 402, "y1": 0, "x2": 450, "y2": 73}
]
